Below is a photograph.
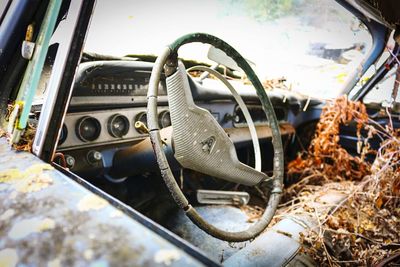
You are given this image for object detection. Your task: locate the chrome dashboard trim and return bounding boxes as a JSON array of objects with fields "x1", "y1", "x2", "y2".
[{"x1": 69, "y1": 95, "x2": 169, "y2": 106}]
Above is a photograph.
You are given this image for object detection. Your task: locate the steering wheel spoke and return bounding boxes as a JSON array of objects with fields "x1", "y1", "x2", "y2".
[{"x1": 167, "y1": 61, "x2": 268, "y2": 186}]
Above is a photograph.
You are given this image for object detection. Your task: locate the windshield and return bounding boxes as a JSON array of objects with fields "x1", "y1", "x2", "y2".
[{"x1": 84, "y1": 0, "x2": 372, "y2": 99}]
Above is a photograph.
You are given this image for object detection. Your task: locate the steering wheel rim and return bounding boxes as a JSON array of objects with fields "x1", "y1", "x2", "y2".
[{"x1": 147, "y1": 33, "x2": 284, "y2": 242}]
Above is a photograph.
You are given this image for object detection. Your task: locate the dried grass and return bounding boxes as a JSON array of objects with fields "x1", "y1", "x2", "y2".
[
  {"x1": 0, "y1": 103, "x2": 36, "y2": 152},
  {"x1": 287, "y1": 96, "x2": 400, "y2": 266}
]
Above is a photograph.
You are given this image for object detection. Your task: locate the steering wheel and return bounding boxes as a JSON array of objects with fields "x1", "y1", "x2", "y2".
[{"x1": 147, "y1": 33, "x2": 284, "y2": 242}]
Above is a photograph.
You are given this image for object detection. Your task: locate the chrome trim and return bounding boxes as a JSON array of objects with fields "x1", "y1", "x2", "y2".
[{"x1": 70, "y1": 95, "x2": 168, "y2": 106}]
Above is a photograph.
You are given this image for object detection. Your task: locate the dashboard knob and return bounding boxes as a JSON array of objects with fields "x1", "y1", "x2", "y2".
[
  {"x1": 65, "y1": 155, "x2": 75, "y2": 169},
  {"x1": 87, "y1": 150, "x2": 102, "y2": 165},
  {"x1": 134, "y1": 112, "x2": 148, "y2": 133},
  {"x1": 134, "y1": 121, "x2": 149, "y2": 134}
]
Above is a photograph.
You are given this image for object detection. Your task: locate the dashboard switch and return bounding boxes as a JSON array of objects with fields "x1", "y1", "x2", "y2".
[
  {"x1": 65, "y1": 155, "x2": 75, "y2": 169},
  {"x1": 134, "y1": 121, "x2": 149, "y2": 134},
  {"x1": 87, "y1": 150, "x2": 102, "y2": 165}
]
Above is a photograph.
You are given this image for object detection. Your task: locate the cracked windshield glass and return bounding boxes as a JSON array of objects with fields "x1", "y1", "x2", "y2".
[{"x1": 84, "y1": 0, "x2": 372, "y2": 100}]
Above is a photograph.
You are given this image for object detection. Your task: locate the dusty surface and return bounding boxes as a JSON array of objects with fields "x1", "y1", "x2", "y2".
[{"x1": 0, "y1": 138, "x2": 206, "y2": 267}]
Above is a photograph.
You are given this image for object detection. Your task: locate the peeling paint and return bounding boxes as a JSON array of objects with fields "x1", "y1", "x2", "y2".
[
  {"x1": 0, "y1": 163, "x2": 53, "y2": 184},
  {"x1": 25, "y1": 163, "x2": 54, "y2": 173},
  {"x1": 0, "y1": 163, "x2": 54, "y2": 194},
  {"x1": 8, "y1": 217, "x2": 56, "y2": 240},
  {"x1": 83, "y1": 249, "x2": 94, "y2": 260},
  {"x1": 77, "y1": 194, "x2": 109, "y2": 212},
  {"x1": 38, "y1": 218, "x2": 56, "y2": 231},
  {"x1": 109, "y1": 209, "x2": 123, "y2": 218},
  {"x1": 0, "y1": 209, "x2": 15, "y2": 221},
  {"x1": 15, "y1": 173, "x2": 53, "y2": 193},
  {"x1": 0, "y1": 248, "x2": 18, "y2": 267},
  {"x1": 0, "y1": 169, "x2": 22, "y2": 183},
  {"x1": 47, "y1": 258, "x2": 61, "y2": 267},
  {"x1": 154, "y1": 249, "x2": 181, "y2": 266}
]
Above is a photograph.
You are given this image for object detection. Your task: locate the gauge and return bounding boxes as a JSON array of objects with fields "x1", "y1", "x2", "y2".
[
  {"x1": 107, "y1": 114, "x2": 129, "y2": 138},
  {"x1": 135, "y1": 112, "x2": 147, "y2": 125},
  {"x1": 158, "y1": 111, "x2": 171, "y2": 128},
  {"x1": 134, "y1": 112, "x2": 147, "y2": 133},
  {"x1": 75, "y1": 116, "x2": 101, "y2": 142},
  {"x1": 58, "y1": 124, "x2": 68, "y2": 145}
]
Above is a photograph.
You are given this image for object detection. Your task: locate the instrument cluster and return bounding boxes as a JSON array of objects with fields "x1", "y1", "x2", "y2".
[{"x1": 58, "y1": 107, "x2": 171, "y2": 149}]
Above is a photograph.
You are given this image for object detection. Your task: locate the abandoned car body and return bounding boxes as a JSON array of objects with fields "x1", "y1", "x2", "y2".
[{"x1": 0, "y1": 0, "x2": 399, "y2": 266}]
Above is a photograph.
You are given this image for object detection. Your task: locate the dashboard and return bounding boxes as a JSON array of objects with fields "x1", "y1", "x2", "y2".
[
  {"x1": 56, "y1": 60, "x2": 302, "y2": 176},
  {"x1": 59, "y1": 61, "x2": 171, "y2": 150}
]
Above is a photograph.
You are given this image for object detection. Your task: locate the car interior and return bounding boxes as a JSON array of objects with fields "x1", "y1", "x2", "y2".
[{"x1": 0, "y1": 0, "x2": 399, "y2": 265}]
